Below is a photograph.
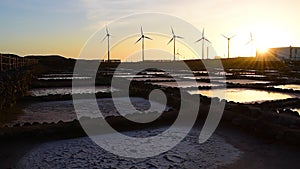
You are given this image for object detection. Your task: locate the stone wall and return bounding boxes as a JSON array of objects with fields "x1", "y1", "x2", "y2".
[{"x1": 0, "y1": 69, "x2": 33, "y2": 111}]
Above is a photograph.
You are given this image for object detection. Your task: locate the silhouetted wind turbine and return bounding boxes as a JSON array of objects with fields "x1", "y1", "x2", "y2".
[
  {"x1": 245, "y1": 32, "x2": 255, "y2": 56},
  {"x1": 222, "y1": 34, "x2": 236, "y2": 59},
  {"x1": 168, "y1": 27, "x2": 183, "y2": 61},
  {"x1": 195, "y1": 28, "x2": 211, "y2": 60},
  {"x1": 102, "y1": 26, "x2": 112, "y2": 62},
  {"x1": 135, "y1": 26, "x2": 152, "y2": 62}
]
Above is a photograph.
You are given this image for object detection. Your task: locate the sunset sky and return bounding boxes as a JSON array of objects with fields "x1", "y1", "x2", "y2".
[{"x1": 1, "y1": 0, "x2": 300, "y2": 61}]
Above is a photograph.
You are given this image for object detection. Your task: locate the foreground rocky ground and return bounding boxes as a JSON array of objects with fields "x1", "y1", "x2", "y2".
[{"x1": 16, "y1": 127, "x2": 241, "y2": 169}]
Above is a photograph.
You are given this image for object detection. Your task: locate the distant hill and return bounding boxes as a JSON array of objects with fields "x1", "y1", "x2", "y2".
[
  {"x1": 24, "y1": 55, "x2": 76, "y2": 73},
  {"x1": 25, "y1": 55, "x2": 75, "y2": 62}
]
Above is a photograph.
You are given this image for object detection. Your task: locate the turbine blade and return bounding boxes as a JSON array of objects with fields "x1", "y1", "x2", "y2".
[
  {"x1": 204, "y1": 38, "x2": 211, "y2": 43},
  {"x1": 106, "y1": 26, "x2": 109, "y2": 34},
  {"x1": 102, "y1": 36, "x2": 107, "y2": 42},
  {"x1": 245, "y1": 40, "x2": 251, "y2": 45},
  {"x1": 167, "y1": 38, "x2": 174, "y2": 44},
  {"x1": 176, "y1": 36, "x2": 183, "y2": 39},
  {"x1": 144, "y1": 36, "x2": 152, "y2": 40},
  {"x1": 202, "y1": 28, "x2": 205, "y2": 37},
  {"x1": 135, "y1": 37, "x2": 142, "y2": 44},
  {"x1": 195, "y1": 39, "x2": 202, "y2": 43},
  {"x1": 171, "y1": 27, "x2": 174, "y2": 35},
  {"x1": 141, "y1": 26, "x2": 143, "y2": 35},
  {"x1": 221, "y1": 34, "x2": 228, "y2": 39},
  {"x1": 230, "y1": 34, "x2": 237, "y2": 39}
]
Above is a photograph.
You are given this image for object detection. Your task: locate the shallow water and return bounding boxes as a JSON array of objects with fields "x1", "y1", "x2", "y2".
[
  {"x1": 152, "y1": 81, "x2": 221, "y2": 88},
  {"x1": 216, "y1": 79, "x2": 270, "y2": 85},
  {"x1": 131, "y1": 77, "x2": 175, "y2": 81},
  {"x1": 272, "y1": 84, "x2": 300, "y2": 91},
  {"x1": 113, "y1": 74, "x2": 153, "y2": 78},
  {"x1": 1, "y1": 98, "x2": 168, "y2": 127},
  {"x1": 38, "y1": 77, "x2": 92, "y2": 80},
  {"x1": 240, "y1": 74, "x2": 266, "y2": 78},
  {"x1": 42, "y1": 73, "x2": 80, "y2": 77},
  {"x1": 188, "y1": 88, "x2": 295, "y2": 103},
  {"x1": 291, "y1": 108, "x2": 300, "y2": 116},
  {"x1": 182, "y1": 76, "x2": 225, "y2": 80},
  {"x1": 29, "y1": 86, "x2": 116, "y2": 96}
]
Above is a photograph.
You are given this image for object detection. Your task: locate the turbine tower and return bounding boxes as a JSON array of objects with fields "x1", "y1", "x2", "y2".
[
  {"x1": 222, "y1": 34, "x2": 236, "y2": 59},
  {"x1": 168, "y1": 27, "x2": 183, "y2": 61},
  {"x1": 135, "y1": 26, "x2": 152, "y2": 62},
  {"x1": 245, "y1": 32, "x2": 255, "y2": 56},
  {"x1": 102, "y1": 26, "x2": 112, "y2": 62},
  {"x1": 195, "y1": 28, "x2": 211, "y2": 60},
  {"x1": 176, "y1": 49, "x2": 181, "y2": 60}
]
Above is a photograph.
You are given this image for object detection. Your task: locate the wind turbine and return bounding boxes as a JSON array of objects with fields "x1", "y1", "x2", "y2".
[
  {"x1": 135, "y1": 26, "x2": 152, "y2": 62},
  {"x1": 222, "y1": 34, "x2": 236, "y2": 59},
  {"x1": 245, "y1": 32, "x2": 255, "y2": 56},
  {"x1": 176, "y1": 49, "x2": 181, "y2": 60},
  {"x1": 195, "y1": 28, "x2": 211, "y2": 60},
  {"x1": 168, "y1": 27, "x2": 183, "y2": 61},
  {"x1": 102, "y1": 26, "x2": 112, "y2": 62}
]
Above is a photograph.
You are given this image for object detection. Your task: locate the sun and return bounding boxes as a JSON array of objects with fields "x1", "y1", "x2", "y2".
[
  {"x1": 250, "y1": 22, "x2": 292, "y2": 52},
  {"x1": 257, "y1": 46, "x2": 269, "y2": 54}
]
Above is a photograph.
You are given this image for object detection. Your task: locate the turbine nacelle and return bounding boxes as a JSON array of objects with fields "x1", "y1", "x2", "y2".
[
  {"x1": 222, "y1": 34, "x2": 236, "y2": 40},
  {"x1": 102, "y1": 26, "x2": 112, "y2": 42},
  {"x1": 222, "y1": 33, "x2": 236, "y2": 58},
  {"x1": 168, "y1": 27, "x2": 183, "y2": 44},
  {"x1": 135, "y1": 26, "x2": 153, "y2": 62},
  {"x1": 168, "y1": 27, "x2": 183, "y2": 61},
  {"x1": 195, "y1": 28, "x2": 211, "y2": 43},
  {"x1": 135, "y1": 26, "x2": 153, "y2": 44}
]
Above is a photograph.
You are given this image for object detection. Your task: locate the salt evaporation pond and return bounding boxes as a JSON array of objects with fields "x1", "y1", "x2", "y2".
[
  {"x1": 188, "y1": 88, "x2": 296, "y2": 103},
  {"x1": 29, "y1": 86, "x2": 117, "y2": 96},
  {"x1": 131, "y1": 77, "x2": 175, "y2": 82},
  {"x1": 182, "y1": 76, "x2": 225, "y2": 80},
  {"x1": 215, "y1": 79, "x2": 270, "y2": 85},
  {"x1": 152, "y1": 81, "x2": 221, "y2": 88},
  {"x1": 37, "y1": 73, "x2": 92, "y2": 80},
  {"x1": 240, "y1": 74, "x2": 266, "y2": 78},
  {"x1": 272, "y1": 84, "x2": 300, "y2": 91},
  {"x1": 3, "y1": 98, "x2": 168, "y2": 127},
  {"x1": 17, "y1": 127, "x2": 241, "y2": 169},
  {"x1": 291, "y1": 108, "x2": 300, "y2": 116},
  {"x1": 38, "y1": 76, "x2": 92, "y2": 80}
]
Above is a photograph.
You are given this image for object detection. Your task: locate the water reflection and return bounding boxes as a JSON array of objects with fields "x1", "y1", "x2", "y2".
[
  {"x1": 272, "y1": 84, "x2": 300, "y2": 91},
  {"x1": 215, "y1": 79, "x2": 270, "y2": 84},
  {"x1": 152, "y1": 81, "x2": 221, "y2": 88},
  {"x1": 38, "y1": 77, "x2": 92, "y2": 80},
  {"x1": 291, "y1": 108, "x2": 300, "y2": 116},
  {"x1": 1, "y1": 98, "x2": 168, "y2": 127},
  {"x1": 131, "y1": 77, "x2": 175, "y2": 82},
  {"x1": 240, "y1": 74, "x2": 266, "y2": 78},
  {"x1": 29, "y1": 86, "x2": 116, "y2": 96},
  {"x1": 182, "y1": 76, "x2": 225, "y2": 80},
  {"x1": 188, "y1": 88, "x2": 295, "y2": 103}
]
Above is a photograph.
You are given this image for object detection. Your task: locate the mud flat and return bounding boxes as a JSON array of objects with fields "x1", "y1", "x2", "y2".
[{"x1": 16, "y1": 127, "x2": 241, "y2": 169}]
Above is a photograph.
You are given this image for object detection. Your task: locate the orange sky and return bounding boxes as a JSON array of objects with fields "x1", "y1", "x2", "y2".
[{"x1": 1, "y1": 0, "x2": 300, "y2": 60}]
